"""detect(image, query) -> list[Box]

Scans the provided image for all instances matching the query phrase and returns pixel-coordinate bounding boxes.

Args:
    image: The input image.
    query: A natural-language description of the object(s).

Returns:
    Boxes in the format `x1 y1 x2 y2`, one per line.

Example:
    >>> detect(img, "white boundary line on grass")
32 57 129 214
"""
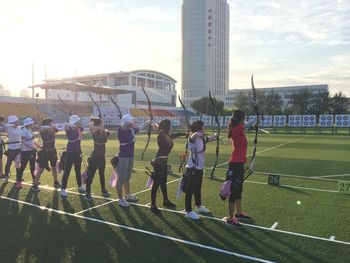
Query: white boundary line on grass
5 179 350 246
244 180 338 193
73 177 181 215
270 222 278 230
214 135 311 169
0 195 275 263
314 174 350 179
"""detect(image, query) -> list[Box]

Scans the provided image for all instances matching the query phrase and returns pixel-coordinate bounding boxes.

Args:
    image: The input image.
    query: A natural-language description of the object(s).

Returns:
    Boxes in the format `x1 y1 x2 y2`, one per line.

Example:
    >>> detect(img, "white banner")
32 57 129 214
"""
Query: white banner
261 116 273 127
201 116 213 126
224 116 231 126
302 115 316 127
190 116 201 124
319 115 333 127
288 115 302 127
335 115 350 128
273 115 287 127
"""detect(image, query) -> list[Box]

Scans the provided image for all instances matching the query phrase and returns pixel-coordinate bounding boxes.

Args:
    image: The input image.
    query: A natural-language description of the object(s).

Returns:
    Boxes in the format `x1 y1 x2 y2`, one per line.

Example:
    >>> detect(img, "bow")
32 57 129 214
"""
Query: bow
208 91 220 180
178 96 191 173
244 75 259 181
58 94 72 116
109 96 123 120
34 96 42 144
89 93 102 119
140 86 153 161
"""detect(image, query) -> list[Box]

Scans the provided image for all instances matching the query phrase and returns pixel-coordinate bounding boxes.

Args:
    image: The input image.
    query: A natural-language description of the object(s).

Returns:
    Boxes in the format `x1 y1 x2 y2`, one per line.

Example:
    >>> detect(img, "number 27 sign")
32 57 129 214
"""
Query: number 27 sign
338 181 350 194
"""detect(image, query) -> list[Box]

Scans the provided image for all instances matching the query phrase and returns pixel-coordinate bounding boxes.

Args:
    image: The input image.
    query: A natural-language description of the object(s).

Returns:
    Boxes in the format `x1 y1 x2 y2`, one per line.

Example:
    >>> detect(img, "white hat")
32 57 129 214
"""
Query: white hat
7 115 19 124
69 115 81 126
121 114 134 128
23 118 35 127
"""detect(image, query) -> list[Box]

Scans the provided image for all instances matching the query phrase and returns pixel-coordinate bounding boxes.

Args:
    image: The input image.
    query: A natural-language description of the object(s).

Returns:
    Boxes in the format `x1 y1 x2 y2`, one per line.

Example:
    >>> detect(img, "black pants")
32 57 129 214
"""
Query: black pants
185 168 203 212
17 150 36 182
151 159 169 206
5 148 21 177
61 151 82 189
86 153 106 194
228 162 245 203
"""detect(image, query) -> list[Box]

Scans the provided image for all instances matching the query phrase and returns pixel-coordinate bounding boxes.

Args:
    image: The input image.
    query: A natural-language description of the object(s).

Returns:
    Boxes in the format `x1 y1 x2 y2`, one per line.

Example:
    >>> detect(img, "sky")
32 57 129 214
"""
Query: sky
0 0 349 97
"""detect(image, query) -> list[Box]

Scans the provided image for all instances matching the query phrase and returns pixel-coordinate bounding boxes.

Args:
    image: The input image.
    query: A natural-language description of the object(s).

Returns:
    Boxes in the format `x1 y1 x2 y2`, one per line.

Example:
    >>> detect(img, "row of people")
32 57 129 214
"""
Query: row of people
0 109 255 227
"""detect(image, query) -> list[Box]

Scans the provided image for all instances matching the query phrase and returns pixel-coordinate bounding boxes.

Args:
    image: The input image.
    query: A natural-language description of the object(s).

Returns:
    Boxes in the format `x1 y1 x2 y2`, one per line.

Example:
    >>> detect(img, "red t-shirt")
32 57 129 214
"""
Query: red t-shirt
229 124 247 163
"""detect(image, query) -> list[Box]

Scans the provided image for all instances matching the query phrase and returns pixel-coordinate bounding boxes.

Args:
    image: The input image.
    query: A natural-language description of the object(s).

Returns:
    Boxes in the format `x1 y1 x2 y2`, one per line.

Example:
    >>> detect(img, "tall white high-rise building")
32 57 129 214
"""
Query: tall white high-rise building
181 0 230 107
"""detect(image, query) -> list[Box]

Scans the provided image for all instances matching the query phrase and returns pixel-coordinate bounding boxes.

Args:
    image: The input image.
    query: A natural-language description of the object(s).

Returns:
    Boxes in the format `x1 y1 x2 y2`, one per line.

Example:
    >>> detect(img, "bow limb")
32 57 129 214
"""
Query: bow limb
140 86 153 161
178 96 191 173
208 91 220 180
90 94 102 119
244 75 259 181
109 96 123 119
58 94 72 116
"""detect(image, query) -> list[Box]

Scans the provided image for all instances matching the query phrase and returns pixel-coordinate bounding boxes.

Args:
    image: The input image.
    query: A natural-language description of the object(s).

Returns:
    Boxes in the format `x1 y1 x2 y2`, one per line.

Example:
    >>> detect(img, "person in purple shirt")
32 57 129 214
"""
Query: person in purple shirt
60 115 85 197
116 114 153 207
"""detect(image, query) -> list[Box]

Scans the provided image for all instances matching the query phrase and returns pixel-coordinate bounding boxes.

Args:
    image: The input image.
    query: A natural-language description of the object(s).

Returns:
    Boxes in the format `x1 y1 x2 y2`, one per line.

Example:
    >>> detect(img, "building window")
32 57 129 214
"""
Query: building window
208 9 212 13
208 29 212 33
208 22 212 26
208 15 212 19
114 76 129 86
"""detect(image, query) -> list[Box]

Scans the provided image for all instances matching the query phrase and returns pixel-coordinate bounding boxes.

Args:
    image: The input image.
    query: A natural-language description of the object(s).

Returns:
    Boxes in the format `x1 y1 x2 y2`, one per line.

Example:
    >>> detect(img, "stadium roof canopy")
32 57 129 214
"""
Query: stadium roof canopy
29 81 132 96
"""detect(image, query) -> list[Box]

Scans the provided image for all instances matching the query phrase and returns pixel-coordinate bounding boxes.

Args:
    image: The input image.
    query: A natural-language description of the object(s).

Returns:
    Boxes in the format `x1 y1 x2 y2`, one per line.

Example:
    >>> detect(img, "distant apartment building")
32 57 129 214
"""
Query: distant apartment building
223 84 329 109
182 0 230 107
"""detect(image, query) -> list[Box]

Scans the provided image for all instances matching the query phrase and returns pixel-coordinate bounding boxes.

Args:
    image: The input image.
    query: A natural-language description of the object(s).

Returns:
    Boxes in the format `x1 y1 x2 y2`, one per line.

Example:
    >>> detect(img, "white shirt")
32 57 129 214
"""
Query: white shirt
186 132 208 170
5 124 21 150
20 126 35 152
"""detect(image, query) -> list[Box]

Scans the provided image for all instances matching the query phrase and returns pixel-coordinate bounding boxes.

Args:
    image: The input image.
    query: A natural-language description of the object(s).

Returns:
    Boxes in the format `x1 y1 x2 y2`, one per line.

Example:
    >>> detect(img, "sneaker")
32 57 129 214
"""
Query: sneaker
125 194 139 202
163 200 176 209
226 217 242 228
78 185 86 193
60 189 68 197
2 176 9 183
101 189 111 198
53 181 61 189
84 193 93 202
15 182 23 189
150 205 161 214
186 211 200 220
196 205 210 213
32 185 40 192
118 198 129 208
235 212 252 221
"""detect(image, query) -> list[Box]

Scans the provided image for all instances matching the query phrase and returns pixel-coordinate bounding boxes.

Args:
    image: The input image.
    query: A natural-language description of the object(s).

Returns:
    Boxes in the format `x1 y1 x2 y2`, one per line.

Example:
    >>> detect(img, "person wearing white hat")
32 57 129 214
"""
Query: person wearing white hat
3 115 21 183
115 114 155 207
60 115 85 197
16 118 41 190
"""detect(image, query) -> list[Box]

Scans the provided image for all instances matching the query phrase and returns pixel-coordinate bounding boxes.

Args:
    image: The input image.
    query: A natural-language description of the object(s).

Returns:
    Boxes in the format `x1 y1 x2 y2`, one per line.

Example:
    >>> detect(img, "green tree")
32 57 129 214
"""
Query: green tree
263 90 283 115
330 92 348 114
289 89 313 114
311 91 330 115
233 91 251 114
191 96 225 115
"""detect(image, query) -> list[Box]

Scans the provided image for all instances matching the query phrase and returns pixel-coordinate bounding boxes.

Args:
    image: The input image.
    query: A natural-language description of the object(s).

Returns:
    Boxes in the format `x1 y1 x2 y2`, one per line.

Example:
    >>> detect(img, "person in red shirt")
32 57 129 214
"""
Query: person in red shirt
225 110 256 227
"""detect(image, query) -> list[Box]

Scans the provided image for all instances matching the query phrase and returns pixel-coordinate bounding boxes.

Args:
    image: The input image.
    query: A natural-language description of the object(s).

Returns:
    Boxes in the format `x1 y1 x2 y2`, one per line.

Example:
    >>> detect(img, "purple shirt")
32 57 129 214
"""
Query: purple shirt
118 127 139 158
66 127 82 153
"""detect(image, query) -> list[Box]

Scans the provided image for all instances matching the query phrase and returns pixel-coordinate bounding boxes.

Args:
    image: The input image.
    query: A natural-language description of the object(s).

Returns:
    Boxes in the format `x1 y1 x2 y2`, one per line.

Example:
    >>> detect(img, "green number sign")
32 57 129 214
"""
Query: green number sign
268 174 280 186
338 181 350 194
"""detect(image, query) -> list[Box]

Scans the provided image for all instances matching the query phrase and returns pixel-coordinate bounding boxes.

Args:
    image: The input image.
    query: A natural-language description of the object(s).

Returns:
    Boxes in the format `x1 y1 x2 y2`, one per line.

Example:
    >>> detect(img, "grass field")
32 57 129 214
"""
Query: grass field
0 131 350 262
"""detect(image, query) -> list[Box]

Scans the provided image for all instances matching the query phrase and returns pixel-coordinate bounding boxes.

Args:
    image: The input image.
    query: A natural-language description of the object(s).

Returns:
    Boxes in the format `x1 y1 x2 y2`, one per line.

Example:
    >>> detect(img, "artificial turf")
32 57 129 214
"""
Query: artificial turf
0 132 349 262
